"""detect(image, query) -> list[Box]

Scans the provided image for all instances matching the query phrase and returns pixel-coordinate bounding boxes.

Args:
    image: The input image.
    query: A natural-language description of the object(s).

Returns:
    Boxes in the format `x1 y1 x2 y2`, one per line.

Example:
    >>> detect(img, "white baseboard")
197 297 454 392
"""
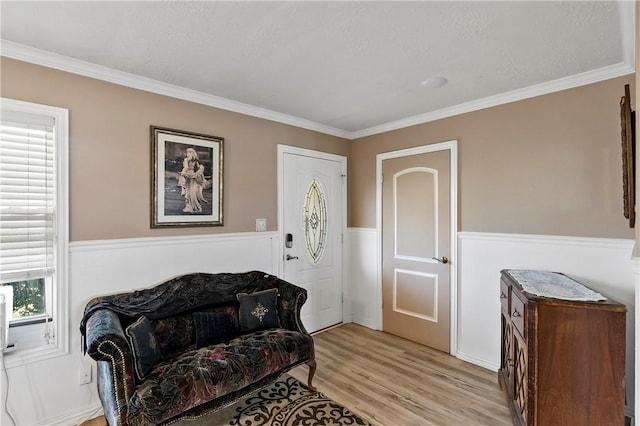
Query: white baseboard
351 317 379 331
47 403 103 426
456 351 499 372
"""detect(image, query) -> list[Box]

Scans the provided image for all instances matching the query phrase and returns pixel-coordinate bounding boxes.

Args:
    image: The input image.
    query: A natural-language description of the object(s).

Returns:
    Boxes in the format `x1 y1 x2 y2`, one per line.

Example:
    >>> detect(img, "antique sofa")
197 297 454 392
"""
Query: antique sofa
80 271 316 426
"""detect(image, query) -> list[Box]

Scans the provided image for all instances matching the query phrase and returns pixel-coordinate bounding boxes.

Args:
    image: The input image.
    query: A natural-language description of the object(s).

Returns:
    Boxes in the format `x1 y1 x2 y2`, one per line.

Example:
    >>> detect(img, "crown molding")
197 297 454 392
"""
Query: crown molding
618 0 636 69
2 33 635 141
0 40 351 139
351 61 635 139
352 1 636 140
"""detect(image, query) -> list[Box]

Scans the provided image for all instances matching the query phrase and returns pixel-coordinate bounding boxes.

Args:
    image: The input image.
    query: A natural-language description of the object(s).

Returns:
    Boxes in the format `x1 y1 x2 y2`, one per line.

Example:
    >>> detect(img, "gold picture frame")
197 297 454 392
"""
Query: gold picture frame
151 126 224 228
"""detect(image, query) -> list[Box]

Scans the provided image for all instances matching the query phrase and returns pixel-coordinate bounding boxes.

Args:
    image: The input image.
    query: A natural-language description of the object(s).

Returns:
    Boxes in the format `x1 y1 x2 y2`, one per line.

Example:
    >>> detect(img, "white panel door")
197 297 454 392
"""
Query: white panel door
281 149 344 333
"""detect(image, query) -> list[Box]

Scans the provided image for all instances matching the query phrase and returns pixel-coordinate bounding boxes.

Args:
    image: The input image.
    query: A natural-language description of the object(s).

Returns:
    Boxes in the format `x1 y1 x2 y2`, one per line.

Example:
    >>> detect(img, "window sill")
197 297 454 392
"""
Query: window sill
1 337 68 370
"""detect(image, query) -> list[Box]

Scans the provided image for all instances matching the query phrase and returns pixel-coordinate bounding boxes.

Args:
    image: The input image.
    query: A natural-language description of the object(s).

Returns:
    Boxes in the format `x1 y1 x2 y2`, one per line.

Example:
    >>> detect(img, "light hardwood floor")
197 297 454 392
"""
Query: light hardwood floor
81 323 512 426
288 323 512 426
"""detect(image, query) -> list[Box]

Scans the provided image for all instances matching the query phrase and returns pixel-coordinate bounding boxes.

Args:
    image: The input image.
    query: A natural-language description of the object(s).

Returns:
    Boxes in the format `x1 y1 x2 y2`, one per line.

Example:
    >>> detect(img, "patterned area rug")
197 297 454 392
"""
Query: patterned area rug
173 375 371 426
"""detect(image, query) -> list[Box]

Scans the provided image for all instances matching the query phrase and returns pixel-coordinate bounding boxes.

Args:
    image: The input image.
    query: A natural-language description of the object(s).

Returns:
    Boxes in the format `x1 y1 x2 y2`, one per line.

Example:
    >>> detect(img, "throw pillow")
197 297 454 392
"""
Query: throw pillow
237 288 281 332
125 315 161 381
193 312 234 348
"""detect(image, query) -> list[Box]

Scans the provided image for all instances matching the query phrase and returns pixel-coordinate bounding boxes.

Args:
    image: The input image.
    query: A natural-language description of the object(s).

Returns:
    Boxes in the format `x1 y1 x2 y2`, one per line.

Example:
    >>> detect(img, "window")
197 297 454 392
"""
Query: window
0 98 69 366
303 179 327 264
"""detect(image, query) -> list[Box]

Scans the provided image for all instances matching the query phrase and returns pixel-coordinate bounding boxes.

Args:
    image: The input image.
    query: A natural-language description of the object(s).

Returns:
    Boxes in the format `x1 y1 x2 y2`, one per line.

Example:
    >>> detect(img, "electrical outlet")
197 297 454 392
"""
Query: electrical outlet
79 364 92 385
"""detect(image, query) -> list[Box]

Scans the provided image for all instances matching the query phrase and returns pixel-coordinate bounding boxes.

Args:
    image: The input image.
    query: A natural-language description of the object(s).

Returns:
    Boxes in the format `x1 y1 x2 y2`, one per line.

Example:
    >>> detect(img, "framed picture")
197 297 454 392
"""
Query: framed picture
620 84 635 228
151 126 224 228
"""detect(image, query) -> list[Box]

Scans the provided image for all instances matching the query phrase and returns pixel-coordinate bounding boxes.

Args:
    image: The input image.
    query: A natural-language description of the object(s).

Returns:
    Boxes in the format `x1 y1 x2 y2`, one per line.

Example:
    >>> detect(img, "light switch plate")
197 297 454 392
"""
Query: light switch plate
255 218 267 232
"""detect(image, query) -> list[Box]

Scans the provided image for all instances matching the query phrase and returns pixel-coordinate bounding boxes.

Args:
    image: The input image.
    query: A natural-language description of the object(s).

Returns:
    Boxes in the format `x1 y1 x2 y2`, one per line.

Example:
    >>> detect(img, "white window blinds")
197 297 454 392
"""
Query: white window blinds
0 111 56 283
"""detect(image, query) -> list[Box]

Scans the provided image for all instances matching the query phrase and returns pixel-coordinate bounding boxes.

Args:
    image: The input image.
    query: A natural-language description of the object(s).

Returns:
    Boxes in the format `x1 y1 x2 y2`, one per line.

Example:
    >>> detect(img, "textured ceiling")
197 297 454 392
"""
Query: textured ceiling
0 1 634 137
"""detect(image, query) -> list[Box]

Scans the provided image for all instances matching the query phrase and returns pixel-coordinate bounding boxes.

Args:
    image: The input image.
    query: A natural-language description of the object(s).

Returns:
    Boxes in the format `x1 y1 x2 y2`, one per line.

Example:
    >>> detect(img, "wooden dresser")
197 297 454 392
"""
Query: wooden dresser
498 269 626 426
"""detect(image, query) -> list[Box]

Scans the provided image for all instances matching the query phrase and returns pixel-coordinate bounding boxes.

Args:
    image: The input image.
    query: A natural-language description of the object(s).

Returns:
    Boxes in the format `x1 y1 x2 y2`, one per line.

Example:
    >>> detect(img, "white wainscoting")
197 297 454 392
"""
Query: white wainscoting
347 228 379 330
347 228 636 416
3 232 280 426
70 232 281 297
633 255 640 423
457 231 636 415
6 229 635 424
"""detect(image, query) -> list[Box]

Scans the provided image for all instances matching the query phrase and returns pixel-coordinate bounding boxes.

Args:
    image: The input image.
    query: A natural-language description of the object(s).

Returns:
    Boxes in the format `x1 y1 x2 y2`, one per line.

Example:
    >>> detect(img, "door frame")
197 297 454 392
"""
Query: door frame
277 144 348 318
376 140 458 355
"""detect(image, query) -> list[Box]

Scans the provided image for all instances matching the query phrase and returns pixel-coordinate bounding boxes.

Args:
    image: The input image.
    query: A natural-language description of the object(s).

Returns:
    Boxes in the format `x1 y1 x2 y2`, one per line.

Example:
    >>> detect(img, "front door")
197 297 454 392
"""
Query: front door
381 148 452 352
281 147 344 333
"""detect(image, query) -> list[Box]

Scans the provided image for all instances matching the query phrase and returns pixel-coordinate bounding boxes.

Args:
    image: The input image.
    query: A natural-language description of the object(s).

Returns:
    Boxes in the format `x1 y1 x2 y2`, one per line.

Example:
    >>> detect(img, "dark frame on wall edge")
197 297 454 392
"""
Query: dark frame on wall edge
621 84 636 228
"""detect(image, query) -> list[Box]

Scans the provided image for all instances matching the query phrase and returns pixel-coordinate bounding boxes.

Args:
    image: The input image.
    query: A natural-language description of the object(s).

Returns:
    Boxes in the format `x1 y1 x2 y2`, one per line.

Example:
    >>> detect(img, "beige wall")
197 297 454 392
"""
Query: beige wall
0 57 349 241
1 57 635 241
350 75 636 239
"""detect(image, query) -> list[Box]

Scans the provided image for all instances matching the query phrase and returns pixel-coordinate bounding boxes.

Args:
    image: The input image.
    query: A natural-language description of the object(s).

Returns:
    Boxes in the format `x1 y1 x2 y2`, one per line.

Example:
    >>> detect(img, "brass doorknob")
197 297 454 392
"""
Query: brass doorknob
432 256 449 264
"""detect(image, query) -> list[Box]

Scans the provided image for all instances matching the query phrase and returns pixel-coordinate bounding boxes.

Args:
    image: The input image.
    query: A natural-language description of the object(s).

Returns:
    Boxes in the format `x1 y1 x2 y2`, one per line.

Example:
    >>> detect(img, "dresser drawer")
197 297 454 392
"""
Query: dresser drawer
511 292 526 336
500 279 510 313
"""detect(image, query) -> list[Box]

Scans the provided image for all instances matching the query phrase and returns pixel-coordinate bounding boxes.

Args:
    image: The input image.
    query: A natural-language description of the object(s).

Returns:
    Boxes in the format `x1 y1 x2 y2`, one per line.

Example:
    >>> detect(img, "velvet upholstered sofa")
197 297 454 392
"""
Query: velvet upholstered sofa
80 271 316 426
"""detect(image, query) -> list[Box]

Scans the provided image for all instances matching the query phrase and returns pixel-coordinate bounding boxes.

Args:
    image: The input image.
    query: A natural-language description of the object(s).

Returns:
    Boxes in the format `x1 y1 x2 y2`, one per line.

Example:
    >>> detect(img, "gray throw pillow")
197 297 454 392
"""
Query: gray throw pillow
237 288 281 332
125 315 161 381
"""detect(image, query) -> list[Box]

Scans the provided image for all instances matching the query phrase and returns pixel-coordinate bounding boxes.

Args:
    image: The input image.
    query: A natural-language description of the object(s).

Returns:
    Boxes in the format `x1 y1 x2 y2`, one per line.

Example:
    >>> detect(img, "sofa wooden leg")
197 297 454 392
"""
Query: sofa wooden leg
307 359 317 392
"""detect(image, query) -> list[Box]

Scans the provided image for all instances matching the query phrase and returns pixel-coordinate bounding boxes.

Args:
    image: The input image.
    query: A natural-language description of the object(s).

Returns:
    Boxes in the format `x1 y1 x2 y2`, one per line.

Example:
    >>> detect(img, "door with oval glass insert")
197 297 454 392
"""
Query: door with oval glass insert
382 150 451 352
281 149 344 333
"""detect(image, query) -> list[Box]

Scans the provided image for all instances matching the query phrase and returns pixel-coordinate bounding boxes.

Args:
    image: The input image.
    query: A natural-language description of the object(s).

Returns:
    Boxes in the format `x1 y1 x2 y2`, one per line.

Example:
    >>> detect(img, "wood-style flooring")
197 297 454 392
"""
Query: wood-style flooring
81 323 512 426
288 323 512 426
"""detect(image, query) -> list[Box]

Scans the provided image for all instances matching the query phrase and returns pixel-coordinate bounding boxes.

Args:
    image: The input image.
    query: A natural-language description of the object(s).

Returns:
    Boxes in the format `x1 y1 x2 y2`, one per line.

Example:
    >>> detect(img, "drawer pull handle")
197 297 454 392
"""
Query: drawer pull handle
512 309 521 318
500 292 507 299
